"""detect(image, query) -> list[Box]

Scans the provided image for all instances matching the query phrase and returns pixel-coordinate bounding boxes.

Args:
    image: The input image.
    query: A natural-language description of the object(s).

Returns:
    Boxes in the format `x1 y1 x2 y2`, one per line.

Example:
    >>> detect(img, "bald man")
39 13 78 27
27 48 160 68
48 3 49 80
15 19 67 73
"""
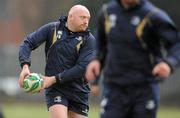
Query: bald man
18 5 95 118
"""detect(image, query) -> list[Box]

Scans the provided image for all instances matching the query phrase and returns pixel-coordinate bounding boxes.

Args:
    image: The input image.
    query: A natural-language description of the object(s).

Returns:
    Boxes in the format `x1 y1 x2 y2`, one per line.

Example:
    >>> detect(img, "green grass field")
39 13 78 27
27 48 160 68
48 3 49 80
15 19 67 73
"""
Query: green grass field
2 103 180 118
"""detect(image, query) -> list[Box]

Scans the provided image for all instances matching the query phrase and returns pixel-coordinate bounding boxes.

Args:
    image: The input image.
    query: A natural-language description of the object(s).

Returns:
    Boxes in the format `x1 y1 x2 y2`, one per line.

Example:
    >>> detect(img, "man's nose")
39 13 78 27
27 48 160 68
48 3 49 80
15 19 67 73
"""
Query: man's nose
84 18 89 24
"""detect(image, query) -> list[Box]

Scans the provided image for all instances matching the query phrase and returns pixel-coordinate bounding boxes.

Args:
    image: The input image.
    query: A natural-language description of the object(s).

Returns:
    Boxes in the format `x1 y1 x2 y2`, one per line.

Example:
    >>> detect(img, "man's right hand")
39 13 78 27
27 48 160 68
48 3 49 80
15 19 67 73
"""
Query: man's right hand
85 59 101 82
19 64 30 88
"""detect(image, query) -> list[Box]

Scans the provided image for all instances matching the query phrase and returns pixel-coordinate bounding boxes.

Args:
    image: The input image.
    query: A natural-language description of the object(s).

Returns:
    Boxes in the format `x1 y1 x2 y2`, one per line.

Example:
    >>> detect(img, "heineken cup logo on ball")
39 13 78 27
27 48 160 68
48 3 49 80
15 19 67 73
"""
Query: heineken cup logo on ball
23 73 43 93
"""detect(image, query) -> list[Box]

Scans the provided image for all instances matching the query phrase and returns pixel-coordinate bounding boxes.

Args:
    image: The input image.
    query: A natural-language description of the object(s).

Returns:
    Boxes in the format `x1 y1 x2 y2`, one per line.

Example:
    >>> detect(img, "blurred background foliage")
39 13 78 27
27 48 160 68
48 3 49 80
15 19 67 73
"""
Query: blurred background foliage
0 0 180 118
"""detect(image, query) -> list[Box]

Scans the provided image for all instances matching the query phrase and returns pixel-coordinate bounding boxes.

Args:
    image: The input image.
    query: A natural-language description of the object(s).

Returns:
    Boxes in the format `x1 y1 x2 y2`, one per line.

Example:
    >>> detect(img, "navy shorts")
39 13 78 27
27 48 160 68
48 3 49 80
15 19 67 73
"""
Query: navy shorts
100 83 160 118
45 90 89 116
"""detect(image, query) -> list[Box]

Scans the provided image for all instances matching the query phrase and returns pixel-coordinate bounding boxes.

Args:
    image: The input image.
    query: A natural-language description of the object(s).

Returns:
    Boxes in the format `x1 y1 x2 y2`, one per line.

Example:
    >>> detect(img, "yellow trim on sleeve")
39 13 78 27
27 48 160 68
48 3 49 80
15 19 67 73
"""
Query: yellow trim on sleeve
52 27 57 44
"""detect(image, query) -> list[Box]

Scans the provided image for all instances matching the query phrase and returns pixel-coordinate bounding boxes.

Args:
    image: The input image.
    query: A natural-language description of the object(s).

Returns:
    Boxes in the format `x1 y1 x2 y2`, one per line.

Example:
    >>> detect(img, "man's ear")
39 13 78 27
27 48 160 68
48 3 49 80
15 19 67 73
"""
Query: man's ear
69 14 73 19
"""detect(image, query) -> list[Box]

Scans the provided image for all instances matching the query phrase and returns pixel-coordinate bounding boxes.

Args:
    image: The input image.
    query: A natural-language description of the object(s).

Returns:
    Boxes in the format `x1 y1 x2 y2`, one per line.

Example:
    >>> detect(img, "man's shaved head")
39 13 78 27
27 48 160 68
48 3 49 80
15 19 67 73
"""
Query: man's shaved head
68 5 90 17
67 5 90 32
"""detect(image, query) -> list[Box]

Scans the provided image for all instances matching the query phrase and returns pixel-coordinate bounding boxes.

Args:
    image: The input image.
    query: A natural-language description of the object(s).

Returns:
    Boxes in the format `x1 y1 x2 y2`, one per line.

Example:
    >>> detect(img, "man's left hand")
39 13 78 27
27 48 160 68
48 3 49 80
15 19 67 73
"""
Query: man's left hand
41 76 56 90
152 62 171 78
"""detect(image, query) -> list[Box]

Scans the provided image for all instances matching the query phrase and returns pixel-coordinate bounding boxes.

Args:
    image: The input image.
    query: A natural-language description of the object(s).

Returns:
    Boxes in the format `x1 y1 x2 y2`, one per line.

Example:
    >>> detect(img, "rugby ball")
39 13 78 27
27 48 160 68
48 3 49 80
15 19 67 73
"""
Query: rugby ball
23 73 43 93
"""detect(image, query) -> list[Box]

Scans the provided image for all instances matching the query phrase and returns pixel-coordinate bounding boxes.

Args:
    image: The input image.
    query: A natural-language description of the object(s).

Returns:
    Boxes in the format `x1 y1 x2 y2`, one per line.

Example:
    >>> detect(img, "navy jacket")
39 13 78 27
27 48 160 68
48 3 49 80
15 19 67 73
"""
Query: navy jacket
19 16 95 93
96 0 180 86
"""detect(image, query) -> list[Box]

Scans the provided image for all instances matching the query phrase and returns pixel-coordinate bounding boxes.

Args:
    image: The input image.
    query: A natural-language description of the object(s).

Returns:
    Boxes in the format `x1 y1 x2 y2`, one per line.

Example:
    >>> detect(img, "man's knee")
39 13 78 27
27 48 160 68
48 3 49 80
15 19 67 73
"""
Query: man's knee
49 104 68 118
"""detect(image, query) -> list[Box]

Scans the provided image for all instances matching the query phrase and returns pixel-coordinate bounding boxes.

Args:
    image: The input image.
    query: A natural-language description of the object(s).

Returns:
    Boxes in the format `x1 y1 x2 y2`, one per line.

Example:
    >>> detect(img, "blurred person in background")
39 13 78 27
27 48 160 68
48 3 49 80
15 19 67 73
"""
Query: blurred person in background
18 5 95 118
0 108 4 118
86 0 180 118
